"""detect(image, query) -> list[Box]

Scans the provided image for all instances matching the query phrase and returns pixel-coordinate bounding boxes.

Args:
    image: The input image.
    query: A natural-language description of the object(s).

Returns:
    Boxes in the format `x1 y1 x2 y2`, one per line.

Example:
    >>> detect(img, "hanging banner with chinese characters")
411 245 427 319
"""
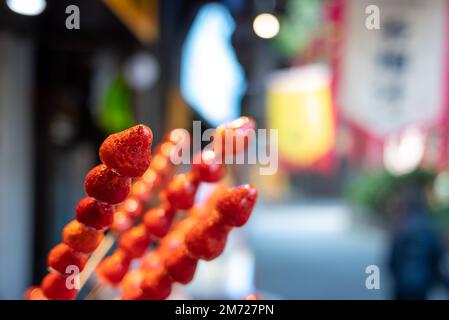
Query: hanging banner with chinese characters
267 65 336 173
337 0 449 138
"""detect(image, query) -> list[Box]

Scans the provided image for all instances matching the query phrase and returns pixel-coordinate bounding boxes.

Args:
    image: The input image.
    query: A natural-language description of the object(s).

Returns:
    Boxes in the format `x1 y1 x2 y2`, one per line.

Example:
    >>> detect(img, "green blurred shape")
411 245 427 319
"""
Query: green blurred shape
99 75 134 134
345 169 436 217
274 0 322 58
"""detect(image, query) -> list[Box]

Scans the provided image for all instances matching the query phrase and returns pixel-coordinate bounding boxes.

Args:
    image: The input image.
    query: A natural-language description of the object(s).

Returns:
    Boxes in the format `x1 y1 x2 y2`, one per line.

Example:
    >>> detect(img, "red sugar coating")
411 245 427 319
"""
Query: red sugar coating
213 116 256 156
119 225 152 259
120 270 146 300
96 249 131 285
111 210 133 233
76 197 114 230
99 124 153 178
164 242 198 284
143 204 176 238
122 196 144 220
166 173 199 210
192 150 226 183
48 243 88 274
140 249 164 272
41 272 78 300
62 220 104 254
140 266 173 300
85 164 131 205
185 213 231 261
24 286 48 300
216 184 258 227
245 293 262 300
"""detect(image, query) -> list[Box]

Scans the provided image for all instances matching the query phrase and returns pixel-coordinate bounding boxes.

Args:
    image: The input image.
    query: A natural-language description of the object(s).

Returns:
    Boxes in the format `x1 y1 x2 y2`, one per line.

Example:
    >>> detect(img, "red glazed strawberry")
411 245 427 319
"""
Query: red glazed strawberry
120 270 146 300
96 249 131 285
166 173 199 210
185 214 231 261
245 293 262 300
119 225 152 258
75 197 114 230
62 220 104 254
48 243 88 274
131 180 152 202
140 250 164 271
24 286 48 300
192 150 226 183
143 204 176 238
216 184 258 227
164 242 198 284
140 267 173 300
213 116 256 156
150 154 172 177
122 197 144 219
41 272 78 300
158 141 176 159
142 168 161 189
85 164 131 205
111 210 133 233
99 124 153 178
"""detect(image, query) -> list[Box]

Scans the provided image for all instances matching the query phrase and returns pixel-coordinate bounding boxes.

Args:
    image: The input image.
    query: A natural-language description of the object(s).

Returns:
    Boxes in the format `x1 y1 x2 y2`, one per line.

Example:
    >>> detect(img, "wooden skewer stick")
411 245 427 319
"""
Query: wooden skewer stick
79 233 116 290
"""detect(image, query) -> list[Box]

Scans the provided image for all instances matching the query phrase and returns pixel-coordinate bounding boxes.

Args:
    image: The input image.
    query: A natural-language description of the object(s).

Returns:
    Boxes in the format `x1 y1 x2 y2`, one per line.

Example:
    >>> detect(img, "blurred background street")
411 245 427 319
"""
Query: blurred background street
2 0 449 300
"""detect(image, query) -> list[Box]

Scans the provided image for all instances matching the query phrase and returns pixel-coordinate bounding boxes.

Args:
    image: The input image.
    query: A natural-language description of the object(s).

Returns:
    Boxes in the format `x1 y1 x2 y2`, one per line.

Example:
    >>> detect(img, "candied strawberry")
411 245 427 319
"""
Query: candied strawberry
111 210 133 233
48 243 88 274
166 173 199 210
120 270 146 300
142 168 161 189
245 293 262 300
41 272 78 300
85 164 131 205
213 116 256 156
99 124 153 178
164 242 198 284
131 180 152 202
96 249 131 285
119 225 152 258
122 197 143 219
140 250 164 271
143 204 176 238
185 215 231 261
75 197 114 230
140 267 173 300
216 184 258 227
24 286 47 300
62 220 104 254
192 150 226 183
150 154 172 177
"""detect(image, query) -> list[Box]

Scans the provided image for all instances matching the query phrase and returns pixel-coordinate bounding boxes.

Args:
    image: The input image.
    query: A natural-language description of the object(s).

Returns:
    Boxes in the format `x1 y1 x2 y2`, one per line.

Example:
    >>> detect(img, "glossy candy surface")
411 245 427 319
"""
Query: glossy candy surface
41 272 78 300
76 197 114 230
119 225 152 258
99 124 153 177
48 243 88 274
85 164 131 205
166 173 199 210
216 184 258 227
62 220 104 254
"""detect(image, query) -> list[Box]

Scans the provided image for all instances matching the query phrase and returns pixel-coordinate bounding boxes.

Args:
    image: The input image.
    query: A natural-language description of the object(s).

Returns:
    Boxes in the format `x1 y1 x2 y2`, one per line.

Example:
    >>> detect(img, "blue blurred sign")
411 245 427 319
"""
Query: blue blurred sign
180 3 246 127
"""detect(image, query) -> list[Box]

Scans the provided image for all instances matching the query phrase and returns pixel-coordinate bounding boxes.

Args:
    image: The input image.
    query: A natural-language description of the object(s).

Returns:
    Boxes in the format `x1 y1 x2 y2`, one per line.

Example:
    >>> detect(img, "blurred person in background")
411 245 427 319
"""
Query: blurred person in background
388 184 449 300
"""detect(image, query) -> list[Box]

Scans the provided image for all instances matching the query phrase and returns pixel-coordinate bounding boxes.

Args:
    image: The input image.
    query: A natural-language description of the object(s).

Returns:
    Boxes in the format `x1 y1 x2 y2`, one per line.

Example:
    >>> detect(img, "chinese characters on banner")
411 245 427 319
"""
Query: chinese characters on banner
336 0 449 168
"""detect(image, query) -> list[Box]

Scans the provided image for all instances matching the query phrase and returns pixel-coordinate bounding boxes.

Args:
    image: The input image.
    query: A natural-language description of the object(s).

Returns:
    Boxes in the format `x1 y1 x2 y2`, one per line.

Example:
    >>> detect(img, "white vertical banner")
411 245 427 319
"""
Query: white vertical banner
338 0 449 137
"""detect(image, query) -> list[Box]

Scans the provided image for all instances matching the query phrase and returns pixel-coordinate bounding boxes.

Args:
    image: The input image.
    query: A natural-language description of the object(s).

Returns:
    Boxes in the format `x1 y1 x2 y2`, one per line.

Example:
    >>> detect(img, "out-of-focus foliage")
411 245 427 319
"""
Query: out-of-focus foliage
99 75 134 134
345 169 436 216
274 0 323 58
